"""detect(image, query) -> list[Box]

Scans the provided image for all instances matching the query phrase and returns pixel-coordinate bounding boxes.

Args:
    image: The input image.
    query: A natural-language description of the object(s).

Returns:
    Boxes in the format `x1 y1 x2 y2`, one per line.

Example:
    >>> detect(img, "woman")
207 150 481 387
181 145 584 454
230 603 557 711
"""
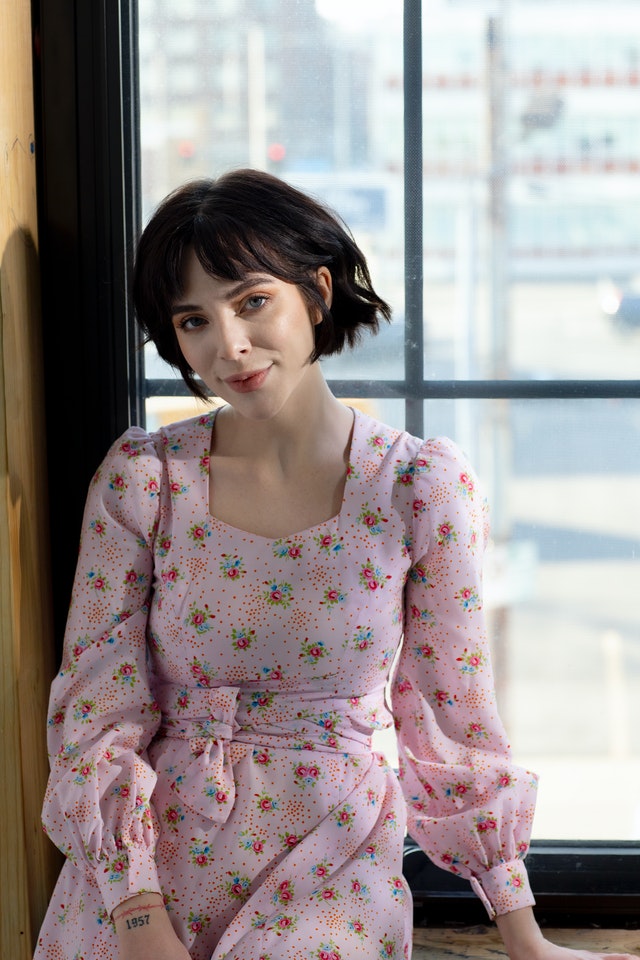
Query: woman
34 169 638 960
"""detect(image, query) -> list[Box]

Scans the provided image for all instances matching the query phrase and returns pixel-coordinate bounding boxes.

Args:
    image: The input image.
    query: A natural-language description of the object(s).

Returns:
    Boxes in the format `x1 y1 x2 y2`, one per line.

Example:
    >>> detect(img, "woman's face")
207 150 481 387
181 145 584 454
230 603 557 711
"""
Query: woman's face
171 249 332 421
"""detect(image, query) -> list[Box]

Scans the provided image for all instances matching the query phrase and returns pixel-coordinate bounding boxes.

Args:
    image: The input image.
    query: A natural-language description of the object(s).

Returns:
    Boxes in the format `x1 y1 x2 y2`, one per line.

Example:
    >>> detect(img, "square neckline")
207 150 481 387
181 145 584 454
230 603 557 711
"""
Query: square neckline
202 404 359 542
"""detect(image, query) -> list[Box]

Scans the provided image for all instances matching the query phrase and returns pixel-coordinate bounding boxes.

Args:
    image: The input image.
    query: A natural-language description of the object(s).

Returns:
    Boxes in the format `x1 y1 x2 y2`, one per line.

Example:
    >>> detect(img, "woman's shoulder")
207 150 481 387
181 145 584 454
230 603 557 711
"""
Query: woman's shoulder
101 410 216 468
354 406 471 472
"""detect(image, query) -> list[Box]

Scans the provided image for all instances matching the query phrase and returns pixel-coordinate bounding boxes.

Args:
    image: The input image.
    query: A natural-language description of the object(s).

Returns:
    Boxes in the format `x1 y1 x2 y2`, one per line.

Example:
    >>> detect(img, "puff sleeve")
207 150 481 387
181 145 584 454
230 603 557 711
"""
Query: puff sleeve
41 427 164 915
392 437 539 917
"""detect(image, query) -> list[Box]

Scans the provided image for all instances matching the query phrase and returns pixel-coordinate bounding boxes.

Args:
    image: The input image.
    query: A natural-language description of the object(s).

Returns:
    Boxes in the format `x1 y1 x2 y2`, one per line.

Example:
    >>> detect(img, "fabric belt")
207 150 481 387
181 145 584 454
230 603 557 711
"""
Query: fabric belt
151 681 392 821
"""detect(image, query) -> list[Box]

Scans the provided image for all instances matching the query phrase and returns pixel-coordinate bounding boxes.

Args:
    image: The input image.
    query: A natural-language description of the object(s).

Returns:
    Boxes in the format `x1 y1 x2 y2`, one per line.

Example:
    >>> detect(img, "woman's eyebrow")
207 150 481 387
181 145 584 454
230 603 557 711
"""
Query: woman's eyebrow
171 302 202 317
171 276 276 316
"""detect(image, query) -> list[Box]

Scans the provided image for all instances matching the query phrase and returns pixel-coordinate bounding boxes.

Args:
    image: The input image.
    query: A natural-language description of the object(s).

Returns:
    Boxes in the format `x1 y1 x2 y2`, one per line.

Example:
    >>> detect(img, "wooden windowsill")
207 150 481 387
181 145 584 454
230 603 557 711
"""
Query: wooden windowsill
412 926 640 958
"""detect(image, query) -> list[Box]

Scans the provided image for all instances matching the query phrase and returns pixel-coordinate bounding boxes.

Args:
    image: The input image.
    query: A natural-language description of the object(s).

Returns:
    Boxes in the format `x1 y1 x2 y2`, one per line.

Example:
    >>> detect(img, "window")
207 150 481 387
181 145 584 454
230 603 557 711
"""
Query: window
35 0 640 923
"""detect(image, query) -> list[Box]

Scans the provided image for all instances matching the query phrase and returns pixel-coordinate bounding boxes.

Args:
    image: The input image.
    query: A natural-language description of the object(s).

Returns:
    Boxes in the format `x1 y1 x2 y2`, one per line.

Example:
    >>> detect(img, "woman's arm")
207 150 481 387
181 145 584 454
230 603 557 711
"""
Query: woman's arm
41 427 165 912
394 437 537 913
112 893 192 960
496 906 640 960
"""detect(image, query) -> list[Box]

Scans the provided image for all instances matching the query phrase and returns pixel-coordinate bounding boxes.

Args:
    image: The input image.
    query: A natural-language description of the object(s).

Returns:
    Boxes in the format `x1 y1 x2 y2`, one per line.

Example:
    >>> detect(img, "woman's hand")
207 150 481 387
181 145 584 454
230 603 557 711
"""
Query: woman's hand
521 943 639 960
496 907 640 960
113 892 192 960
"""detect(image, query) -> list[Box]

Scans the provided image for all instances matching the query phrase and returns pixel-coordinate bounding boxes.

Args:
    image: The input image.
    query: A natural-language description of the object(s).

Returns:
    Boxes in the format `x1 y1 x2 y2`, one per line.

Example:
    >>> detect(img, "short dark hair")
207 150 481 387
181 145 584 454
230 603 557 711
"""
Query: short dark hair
132 168 392 399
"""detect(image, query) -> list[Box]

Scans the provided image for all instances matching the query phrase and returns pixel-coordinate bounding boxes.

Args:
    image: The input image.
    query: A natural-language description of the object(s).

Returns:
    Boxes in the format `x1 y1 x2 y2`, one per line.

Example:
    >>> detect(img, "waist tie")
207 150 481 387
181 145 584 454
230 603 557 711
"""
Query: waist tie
152 681 393 821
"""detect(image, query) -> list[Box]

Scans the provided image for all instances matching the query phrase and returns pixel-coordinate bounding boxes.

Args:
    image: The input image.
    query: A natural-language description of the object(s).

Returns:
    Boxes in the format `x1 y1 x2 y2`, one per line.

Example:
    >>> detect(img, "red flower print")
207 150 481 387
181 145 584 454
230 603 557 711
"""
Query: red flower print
278 881 293 901
476 816 497 832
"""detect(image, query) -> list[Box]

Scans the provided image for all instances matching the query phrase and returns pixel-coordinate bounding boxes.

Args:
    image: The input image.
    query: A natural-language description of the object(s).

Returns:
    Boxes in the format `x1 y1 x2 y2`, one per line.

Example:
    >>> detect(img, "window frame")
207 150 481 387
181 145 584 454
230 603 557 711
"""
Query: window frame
34 0 640 924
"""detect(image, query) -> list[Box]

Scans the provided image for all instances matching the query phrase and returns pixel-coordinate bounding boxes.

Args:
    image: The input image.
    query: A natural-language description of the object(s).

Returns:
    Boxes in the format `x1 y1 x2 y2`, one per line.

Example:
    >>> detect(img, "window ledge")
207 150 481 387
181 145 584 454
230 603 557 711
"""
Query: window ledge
412 925 640 959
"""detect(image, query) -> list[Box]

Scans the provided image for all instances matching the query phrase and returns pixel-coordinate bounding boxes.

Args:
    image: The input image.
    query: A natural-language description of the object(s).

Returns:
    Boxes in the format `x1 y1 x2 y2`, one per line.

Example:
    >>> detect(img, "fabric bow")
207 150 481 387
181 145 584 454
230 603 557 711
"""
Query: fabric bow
169 685 239 822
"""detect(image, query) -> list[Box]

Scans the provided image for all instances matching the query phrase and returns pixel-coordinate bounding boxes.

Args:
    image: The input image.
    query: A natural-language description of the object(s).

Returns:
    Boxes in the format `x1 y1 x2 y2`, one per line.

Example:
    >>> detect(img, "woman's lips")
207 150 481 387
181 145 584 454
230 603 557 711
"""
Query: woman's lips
224 366 271 393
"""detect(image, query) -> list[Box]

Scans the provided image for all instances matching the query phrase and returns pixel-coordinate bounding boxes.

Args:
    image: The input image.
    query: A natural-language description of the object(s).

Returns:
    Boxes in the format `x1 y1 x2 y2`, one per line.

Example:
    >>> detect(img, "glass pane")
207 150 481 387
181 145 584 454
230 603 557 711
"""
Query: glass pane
422 1 640 380
423 396 640 841
137 0 640 847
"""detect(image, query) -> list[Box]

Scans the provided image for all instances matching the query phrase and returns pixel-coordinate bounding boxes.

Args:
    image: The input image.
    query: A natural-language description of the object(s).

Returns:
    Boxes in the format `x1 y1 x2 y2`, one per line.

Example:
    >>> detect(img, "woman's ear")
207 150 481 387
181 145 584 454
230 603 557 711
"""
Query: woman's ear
315 265 333 311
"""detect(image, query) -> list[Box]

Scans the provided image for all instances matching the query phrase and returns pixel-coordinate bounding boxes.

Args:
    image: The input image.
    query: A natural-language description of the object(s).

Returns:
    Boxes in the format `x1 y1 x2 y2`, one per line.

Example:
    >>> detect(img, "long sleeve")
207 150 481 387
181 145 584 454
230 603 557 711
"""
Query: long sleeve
392 437 539 917
42 427 164 915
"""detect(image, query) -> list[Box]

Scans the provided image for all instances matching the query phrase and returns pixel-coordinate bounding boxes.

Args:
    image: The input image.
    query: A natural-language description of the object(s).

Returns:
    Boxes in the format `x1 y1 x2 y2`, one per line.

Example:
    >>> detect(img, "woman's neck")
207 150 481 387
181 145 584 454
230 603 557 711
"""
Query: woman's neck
212 366 352 470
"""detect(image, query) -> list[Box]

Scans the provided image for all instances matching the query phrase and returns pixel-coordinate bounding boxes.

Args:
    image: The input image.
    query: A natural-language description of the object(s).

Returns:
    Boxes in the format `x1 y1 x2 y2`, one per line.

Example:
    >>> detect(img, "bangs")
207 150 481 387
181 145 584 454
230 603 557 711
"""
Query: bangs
190 215 311 286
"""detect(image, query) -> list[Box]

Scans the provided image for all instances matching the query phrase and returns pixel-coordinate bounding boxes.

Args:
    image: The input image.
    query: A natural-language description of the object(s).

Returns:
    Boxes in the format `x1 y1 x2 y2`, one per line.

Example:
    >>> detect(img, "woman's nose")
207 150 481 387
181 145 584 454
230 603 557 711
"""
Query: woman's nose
216 316 251 360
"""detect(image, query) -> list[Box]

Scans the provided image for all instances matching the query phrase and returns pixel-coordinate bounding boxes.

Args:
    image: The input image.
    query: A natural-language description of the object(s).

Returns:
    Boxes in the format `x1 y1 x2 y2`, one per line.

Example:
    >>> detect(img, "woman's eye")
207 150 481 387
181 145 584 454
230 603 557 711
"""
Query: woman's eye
177 315 206 331
245 294 268 311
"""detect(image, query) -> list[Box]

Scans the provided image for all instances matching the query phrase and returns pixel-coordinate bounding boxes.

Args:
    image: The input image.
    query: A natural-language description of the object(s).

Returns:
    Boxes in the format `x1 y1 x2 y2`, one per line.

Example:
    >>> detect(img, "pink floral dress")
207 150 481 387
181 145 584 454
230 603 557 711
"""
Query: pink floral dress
34 406 538 960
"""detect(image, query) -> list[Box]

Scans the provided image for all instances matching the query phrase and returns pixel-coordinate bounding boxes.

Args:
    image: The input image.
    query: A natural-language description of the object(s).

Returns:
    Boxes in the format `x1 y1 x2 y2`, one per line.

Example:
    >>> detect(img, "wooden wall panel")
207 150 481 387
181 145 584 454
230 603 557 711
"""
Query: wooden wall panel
0 0 62 956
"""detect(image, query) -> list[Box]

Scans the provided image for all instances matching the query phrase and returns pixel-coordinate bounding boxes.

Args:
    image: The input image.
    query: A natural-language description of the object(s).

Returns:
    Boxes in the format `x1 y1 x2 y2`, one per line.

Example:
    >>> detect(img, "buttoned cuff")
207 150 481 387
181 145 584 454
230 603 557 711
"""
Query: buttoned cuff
470 859 535 918
96 846 163 916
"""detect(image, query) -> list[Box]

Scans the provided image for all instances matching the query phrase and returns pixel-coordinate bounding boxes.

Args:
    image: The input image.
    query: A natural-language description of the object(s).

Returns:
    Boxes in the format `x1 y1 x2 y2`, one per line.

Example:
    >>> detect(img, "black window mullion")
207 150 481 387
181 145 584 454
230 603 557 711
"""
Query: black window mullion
35 0 140 649
403 0 424 438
